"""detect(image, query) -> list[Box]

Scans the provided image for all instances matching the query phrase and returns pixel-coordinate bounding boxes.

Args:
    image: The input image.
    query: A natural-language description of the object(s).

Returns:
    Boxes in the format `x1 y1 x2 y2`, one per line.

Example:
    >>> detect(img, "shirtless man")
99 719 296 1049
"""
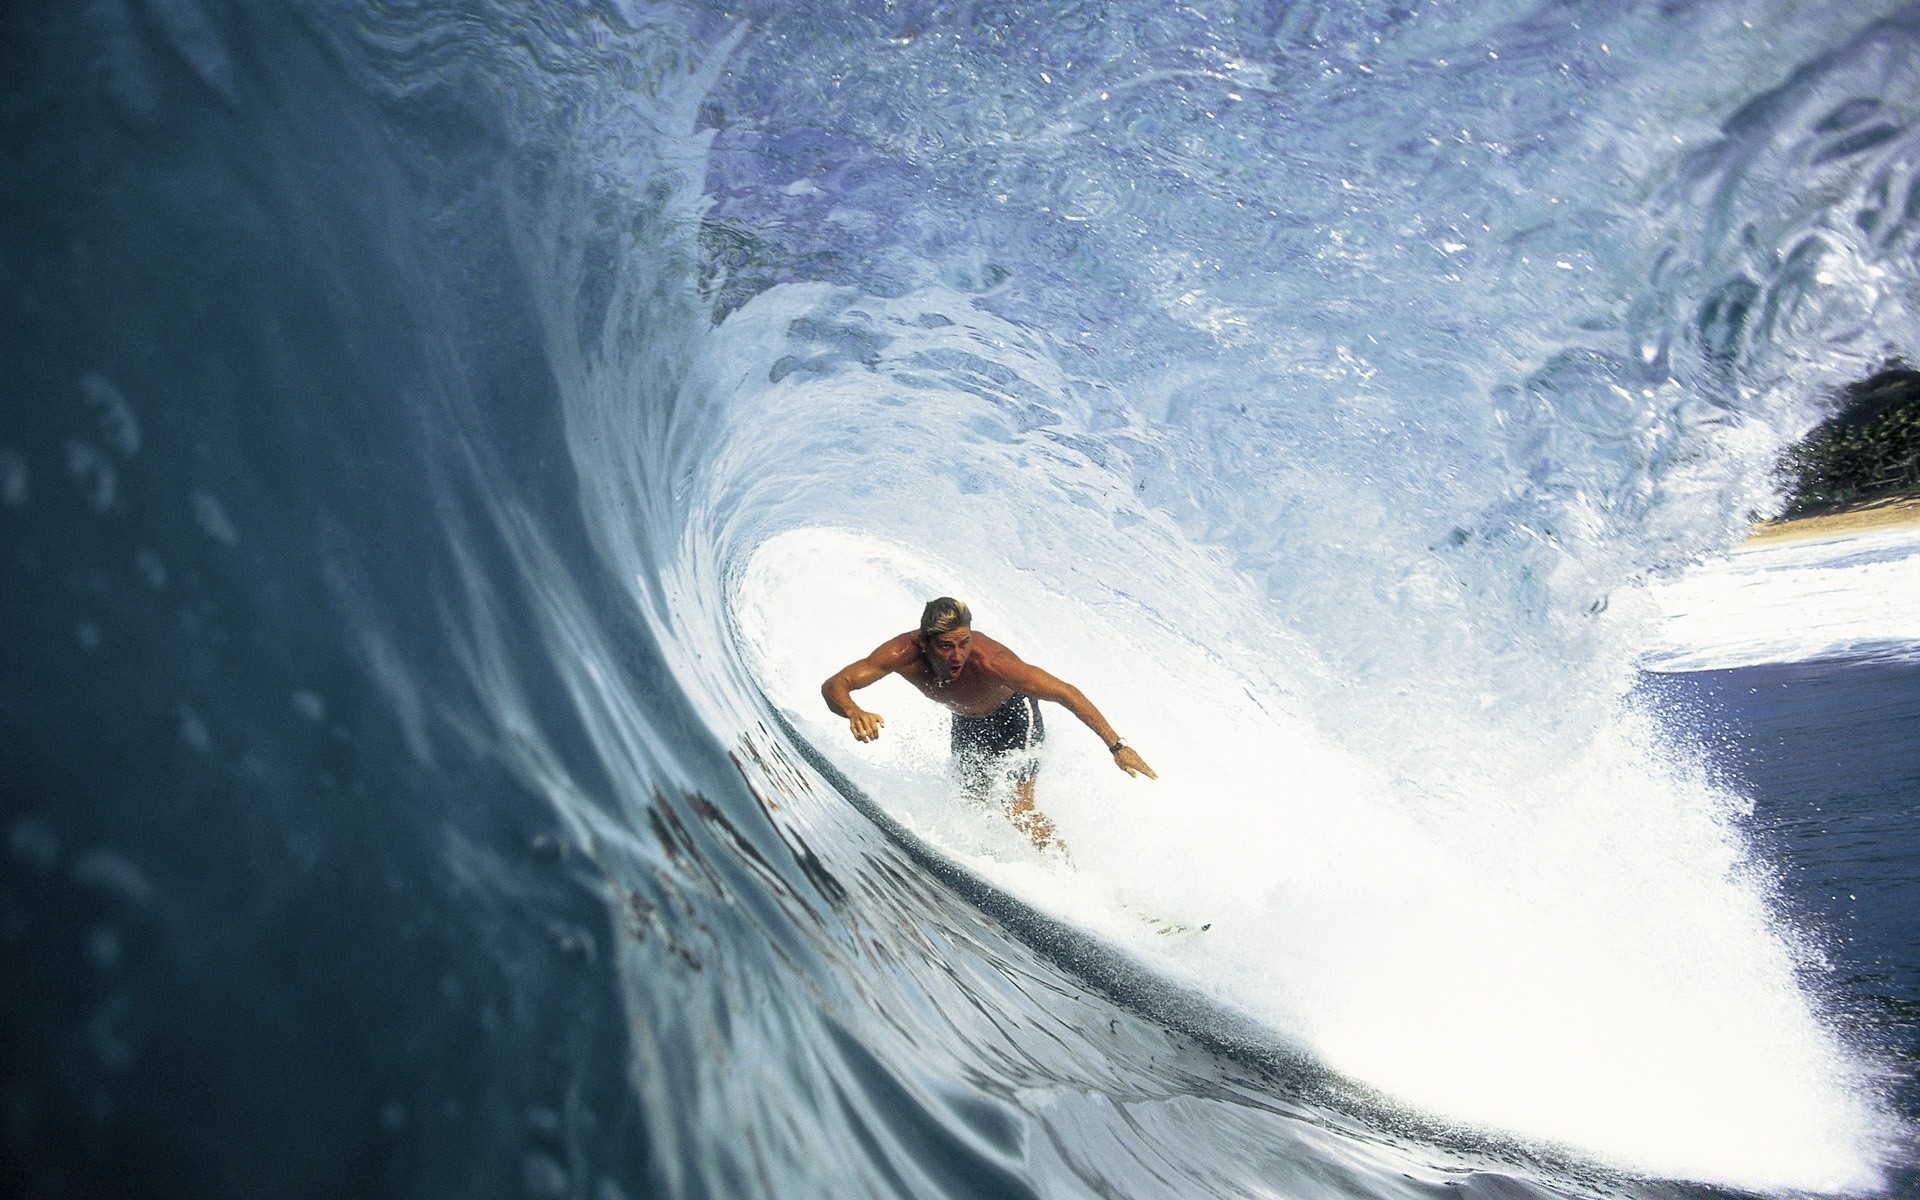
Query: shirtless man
821 597 1156 849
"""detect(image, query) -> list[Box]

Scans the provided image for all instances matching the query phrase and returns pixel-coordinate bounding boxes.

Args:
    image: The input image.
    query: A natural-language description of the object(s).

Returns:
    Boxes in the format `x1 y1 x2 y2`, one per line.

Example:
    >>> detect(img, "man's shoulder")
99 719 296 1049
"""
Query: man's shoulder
968 633 1025 672
870 631 923 667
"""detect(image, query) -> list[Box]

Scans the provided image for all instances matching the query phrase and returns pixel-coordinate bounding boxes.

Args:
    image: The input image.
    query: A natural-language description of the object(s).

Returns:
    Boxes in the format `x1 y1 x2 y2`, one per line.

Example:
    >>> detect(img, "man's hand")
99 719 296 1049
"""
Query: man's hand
847 709 885 743
1114 746 1156 779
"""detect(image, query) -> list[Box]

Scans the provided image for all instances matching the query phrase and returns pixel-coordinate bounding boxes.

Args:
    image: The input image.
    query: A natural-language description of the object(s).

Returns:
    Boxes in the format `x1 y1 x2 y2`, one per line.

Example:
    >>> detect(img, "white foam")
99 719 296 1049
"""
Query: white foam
1643 526 1920 672
734 526 1893 1194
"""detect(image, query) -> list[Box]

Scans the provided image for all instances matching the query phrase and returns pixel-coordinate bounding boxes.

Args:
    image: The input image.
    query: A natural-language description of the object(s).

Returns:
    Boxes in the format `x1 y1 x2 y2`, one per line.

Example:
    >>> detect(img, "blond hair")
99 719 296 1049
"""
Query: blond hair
919 597 972 637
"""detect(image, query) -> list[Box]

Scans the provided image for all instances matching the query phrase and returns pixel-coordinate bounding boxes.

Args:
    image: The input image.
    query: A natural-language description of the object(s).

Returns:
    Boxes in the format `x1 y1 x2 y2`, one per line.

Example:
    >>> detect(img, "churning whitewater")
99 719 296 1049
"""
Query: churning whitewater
8 0 1920 1197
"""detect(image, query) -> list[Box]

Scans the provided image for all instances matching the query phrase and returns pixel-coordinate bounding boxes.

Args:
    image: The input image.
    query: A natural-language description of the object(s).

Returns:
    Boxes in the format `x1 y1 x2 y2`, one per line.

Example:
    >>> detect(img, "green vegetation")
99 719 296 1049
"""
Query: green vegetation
1779 366 1920 515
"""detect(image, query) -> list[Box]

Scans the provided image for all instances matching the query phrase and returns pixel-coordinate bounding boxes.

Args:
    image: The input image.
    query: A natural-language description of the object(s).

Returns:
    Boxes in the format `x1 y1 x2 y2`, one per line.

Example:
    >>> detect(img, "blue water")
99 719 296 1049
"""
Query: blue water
1641 658 1920 1125
5 0 1920 1196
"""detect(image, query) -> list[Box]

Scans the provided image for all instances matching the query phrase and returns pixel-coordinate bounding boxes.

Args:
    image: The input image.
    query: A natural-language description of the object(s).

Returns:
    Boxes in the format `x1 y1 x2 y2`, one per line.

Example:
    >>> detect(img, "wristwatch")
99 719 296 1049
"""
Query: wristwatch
1108 738 1127 754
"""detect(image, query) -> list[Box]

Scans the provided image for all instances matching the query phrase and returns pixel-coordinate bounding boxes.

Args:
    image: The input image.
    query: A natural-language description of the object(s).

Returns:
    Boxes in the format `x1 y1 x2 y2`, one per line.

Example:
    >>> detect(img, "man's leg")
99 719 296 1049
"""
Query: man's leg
958 769 992 811
956 698 1057 849
1004 696 1054 850
1006 777 1057 850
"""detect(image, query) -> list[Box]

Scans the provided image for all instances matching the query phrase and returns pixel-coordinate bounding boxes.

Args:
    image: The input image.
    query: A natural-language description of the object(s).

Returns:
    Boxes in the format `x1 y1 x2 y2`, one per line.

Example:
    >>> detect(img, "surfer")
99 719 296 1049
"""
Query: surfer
822 597 1156 849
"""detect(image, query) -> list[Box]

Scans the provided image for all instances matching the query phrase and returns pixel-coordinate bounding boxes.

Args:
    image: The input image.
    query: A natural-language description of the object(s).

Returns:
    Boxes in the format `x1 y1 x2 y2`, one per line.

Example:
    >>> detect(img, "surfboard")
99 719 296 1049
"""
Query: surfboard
1140 914 1211 940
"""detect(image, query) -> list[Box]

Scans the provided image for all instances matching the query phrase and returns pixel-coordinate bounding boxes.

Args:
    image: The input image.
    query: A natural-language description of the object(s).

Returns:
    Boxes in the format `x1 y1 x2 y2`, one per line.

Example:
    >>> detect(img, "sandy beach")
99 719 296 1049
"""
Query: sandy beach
1744 494 1920 547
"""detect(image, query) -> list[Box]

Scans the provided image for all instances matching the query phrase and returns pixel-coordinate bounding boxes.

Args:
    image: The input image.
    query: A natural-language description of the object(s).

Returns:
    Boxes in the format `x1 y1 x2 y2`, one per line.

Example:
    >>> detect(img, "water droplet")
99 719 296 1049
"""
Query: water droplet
191 490 240 546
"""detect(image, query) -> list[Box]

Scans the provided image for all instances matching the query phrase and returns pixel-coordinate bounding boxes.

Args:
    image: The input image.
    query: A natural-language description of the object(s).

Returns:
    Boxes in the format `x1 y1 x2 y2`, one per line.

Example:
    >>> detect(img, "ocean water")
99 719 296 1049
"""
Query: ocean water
5 1 1920 1197
1639 530 1920 1132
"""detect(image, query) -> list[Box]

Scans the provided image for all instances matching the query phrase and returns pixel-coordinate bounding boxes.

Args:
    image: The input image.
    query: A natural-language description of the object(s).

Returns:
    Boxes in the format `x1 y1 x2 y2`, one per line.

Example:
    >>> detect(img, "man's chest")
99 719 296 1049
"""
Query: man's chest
905 665 1012 714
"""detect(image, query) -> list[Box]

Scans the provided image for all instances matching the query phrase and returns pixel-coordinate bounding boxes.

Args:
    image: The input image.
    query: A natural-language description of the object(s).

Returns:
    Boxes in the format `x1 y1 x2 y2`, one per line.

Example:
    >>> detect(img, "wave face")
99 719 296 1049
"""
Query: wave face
7 0 1920 1196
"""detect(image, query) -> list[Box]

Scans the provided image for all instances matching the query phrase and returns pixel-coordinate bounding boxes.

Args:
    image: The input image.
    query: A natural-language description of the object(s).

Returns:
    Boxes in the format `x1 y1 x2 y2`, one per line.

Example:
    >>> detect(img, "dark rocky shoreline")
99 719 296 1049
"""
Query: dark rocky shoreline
1779 366 1920 516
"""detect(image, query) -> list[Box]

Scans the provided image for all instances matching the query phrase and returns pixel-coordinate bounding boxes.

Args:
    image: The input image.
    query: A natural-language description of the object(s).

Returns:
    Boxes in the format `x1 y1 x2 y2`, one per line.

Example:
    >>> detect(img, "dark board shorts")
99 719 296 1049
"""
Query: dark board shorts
950 692 1045 792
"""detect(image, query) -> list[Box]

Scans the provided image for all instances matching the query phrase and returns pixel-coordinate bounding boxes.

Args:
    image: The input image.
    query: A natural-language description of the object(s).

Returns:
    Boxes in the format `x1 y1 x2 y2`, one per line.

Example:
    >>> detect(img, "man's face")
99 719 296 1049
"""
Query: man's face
925 627 973 681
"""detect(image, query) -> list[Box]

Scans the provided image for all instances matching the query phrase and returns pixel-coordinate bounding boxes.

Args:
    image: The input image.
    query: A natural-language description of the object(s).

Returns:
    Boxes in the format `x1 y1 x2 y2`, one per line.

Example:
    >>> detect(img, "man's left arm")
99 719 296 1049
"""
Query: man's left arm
994 655 1157 780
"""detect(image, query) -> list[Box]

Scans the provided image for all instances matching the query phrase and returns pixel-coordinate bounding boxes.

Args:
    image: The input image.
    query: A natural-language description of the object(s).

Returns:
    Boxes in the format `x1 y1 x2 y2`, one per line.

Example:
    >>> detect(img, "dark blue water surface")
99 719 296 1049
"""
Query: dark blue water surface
1642 660 1920 1122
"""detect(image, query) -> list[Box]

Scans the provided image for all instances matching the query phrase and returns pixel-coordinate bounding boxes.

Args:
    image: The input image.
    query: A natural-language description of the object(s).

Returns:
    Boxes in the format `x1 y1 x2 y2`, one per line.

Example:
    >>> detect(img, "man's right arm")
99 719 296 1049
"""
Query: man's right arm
822 637 911 743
